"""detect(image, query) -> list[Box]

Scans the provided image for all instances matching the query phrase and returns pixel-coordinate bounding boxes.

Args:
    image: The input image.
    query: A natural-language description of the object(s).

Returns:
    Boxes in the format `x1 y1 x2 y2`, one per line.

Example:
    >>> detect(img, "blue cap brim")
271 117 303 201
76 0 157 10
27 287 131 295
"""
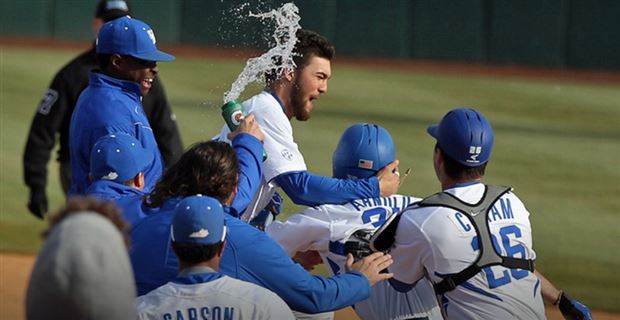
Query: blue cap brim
427 124 439 139
132 50 175 62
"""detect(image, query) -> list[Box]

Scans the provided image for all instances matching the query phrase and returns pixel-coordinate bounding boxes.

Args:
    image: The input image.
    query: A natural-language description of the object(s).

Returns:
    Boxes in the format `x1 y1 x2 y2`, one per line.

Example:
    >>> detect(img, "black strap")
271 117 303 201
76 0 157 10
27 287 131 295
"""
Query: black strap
417 185 535 295
369 210 403 252
433 264 483 294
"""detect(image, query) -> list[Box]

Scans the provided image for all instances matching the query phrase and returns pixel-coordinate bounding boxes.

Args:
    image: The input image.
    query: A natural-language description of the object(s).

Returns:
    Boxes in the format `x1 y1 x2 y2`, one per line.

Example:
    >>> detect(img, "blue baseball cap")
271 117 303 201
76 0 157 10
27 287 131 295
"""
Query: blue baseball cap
90 133 153 183
171 195 227 245
96 16 175 62
427 107 494 166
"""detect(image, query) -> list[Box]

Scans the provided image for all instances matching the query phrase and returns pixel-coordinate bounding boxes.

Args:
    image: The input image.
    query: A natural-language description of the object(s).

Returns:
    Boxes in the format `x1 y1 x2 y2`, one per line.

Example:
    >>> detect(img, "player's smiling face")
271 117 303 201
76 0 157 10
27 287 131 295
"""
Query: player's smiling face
290 55 331 121
112 55 158 96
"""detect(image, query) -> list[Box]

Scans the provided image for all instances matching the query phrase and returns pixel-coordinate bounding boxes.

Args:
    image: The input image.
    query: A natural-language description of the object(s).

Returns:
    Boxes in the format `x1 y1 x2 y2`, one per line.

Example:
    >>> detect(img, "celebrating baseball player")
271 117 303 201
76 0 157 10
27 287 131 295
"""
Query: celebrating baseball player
69 16 175 195
85 133 152 225
267 123 443 320
385 108 591 319
23 0 183 219
216 29 400 224
130 138 393 314
135 195 295 320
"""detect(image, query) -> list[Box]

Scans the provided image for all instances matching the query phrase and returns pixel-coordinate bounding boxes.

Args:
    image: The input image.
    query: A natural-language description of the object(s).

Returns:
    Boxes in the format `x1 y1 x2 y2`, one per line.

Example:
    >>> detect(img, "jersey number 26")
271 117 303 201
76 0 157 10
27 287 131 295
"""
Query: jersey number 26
470 225 529 289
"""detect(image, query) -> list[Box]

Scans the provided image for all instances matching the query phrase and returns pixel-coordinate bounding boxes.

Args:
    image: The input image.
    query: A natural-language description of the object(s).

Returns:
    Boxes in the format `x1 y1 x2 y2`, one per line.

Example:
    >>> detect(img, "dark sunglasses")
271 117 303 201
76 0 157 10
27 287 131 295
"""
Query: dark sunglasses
120 55 157 68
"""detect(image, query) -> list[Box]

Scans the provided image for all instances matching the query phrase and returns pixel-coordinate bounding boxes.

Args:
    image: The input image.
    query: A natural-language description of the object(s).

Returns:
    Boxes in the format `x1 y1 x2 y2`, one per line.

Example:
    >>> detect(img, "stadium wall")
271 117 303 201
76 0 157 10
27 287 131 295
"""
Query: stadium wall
1 0 618 70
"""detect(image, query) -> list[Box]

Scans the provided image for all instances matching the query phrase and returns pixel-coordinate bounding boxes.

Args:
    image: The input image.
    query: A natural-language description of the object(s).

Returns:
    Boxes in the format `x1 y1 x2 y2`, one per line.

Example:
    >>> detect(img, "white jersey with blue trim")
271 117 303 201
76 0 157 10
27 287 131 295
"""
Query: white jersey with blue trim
267 194 443 320
389 183 545 320
135 273 294 320
217 91 307 221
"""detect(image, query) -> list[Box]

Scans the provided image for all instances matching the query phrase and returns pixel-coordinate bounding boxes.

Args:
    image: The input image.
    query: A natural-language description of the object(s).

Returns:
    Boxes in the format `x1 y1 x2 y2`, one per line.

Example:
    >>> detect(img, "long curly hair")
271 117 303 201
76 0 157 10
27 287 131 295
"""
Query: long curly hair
147 141 239 208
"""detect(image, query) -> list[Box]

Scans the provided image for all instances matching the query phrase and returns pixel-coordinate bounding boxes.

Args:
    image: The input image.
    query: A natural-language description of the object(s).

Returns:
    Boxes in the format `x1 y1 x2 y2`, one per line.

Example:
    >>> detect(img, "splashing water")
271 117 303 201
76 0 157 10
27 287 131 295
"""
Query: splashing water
223 3 301 103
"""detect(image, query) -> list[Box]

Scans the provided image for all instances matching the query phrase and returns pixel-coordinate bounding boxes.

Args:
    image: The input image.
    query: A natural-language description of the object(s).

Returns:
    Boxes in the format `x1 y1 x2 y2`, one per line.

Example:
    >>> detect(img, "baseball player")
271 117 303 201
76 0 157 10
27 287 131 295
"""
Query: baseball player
85 133 153 225
267 123 443 320
69 16 175 195
386 108 591 319
23 0 182 219
216 29 400 224
130 138 393 314
135 195 295 320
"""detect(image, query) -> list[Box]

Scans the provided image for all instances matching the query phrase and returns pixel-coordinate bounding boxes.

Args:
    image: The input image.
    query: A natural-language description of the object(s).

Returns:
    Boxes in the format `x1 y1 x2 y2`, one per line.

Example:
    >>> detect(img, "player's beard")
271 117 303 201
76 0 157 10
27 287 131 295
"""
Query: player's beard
290 80 311 121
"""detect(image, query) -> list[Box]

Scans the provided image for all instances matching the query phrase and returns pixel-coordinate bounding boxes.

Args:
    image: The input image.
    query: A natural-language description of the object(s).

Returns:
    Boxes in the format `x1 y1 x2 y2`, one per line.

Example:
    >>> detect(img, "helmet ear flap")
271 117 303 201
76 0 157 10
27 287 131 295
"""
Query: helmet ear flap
332 123 395 179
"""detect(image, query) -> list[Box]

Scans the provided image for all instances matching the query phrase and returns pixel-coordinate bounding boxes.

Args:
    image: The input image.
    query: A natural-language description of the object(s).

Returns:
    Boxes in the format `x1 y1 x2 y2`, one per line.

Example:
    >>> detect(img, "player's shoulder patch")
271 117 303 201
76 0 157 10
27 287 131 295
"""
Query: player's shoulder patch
38 88 59 115
280 148 294 161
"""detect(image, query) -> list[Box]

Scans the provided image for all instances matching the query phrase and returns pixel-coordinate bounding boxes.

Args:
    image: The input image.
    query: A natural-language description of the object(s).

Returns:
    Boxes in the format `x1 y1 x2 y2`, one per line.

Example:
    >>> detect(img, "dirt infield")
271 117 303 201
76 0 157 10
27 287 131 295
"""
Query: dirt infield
1 253 617 320
0 253 33 320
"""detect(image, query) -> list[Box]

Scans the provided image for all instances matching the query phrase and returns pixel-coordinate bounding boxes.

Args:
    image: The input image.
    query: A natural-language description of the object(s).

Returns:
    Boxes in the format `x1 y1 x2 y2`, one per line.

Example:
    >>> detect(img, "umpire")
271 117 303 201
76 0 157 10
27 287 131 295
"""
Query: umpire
23 0 183 219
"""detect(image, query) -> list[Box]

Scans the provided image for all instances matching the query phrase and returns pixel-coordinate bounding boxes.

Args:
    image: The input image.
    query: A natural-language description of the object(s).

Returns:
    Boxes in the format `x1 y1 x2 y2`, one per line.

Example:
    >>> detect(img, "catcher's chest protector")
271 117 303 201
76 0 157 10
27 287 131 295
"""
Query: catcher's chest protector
417 185 535 295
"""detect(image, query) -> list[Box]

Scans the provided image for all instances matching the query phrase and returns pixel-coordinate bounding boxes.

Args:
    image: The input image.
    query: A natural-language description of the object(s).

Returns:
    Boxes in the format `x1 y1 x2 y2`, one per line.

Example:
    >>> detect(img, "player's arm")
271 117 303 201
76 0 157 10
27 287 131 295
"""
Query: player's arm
387 211 429 292
229 116 265 216
535 270 592 320
243 231 381 314
266 208 331 255
275 171 375 206
141 77 183 167
274 161 399 207
23 73 71 218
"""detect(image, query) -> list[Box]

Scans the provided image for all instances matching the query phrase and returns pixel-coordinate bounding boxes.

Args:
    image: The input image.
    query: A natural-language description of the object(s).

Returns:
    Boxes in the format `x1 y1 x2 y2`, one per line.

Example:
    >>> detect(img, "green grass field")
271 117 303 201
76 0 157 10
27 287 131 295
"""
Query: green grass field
1 45 619 311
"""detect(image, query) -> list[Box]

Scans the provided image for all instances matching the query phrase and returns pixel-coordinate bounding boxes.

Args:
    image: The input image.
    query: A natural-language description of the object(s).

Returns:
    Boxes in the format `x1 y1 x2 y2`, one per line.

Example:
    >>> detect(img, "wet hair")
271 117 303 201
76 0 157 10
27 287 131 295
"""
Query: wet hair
171 242 223 264
44 197 130 248
147 141 239 208
292 29 335 68
436 144 487 181
266 29 335 84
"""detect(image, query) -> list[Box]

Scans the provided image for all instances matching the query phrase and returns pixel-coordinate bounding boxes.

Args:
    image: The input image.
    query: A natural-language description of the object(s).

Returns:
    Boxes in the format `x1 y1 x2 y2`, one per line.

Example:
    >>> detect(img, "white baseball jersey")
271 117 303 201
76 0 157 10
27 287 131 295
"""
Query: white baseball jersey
135 270 294 320
217 91 307 221
390 183 545 320
267 195 443 320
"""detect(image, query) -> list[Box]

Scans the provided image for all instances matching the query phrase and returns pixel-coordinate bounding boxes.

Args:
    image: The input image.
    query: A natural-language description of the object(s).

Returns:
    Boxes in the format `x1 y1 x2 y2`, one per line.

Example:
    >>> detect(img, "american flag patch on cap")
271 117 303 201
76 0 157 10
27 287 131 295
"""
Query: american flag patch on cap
358 159 374 169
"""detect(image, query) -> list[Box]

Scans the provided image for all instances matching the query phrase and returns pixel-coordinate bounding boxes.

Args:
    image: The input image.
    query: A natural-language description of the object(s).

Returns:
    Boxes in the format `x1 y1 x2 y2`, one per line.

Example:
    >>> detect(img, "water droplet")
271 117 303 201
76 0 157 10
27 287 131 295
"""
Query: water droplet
223 3 301 103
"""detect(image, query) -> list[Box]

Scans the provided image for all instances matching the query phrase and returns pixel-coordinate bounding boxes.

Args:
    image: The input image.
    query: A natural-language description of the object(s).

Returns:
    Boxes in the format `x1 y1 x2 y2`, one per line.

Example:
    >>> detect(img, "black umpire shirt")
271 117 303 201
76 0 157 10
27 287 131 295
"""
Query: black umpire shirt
23 45 183 194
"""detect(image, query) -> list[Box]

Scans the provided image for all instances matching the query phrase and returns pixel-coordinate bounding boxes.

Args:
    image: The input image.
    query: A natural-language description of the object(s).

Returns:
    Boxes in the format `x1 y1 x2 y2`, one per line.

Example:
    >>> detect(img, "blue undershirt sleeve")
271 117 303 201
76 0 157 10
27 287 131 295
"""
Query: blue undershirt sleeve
274 171 380 207
239 225 372 312
230 133 263 215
